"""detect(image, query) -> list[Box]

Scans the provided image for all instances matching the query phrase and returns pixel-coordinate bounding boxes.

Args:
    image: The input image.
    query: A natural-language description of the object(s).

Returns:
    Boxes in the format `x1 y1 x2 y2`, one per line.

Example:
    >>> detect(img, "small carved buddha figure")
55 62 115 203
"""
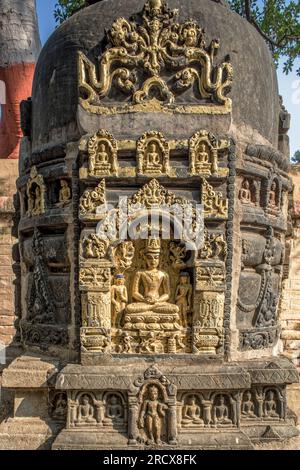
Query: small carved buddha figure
76 395 96 424
182 395 203 426
103 395 123 425
175 272 192 327
97 143 109 165
52 393 67 419
242 391 255 418
268 181 278 208
263 391 278 418
111 275 128 327
125 239 180 328
33 186 42 215
239 179 253 204
196 143 209 164
139 385 167 445
145 142 162 171
214 395 232 425
58 180 71 205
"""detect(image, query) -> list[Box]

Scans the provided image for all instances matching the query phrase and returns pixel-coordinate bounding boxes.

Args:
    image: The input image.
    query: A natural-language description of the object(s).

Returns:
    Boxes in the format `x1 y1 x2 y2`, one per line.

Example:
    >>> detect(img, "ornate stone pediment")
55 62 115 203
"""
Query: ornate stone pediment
78 0 233 115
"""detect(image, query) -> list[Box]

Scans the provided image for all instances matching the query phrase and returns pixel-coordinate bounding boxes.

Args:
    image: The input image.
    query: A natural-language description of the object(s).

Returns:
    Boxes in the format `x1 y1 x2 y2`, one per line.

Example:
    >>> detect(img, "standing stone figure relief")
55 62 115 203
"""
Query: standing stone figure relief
76 395 96 425
111 274 128 327
268 181 278 208
26 166 46 217
175 272 192 327
139 385 167 445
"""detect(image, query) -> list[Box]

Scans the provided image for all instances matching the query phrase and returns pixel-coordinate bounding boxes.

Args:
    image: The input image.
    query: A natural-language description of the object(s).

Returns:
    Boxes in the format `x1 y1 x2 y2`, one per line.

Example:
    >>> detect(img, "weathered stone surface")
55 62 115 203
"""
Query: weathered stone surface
0 0 299 452
1 355 59 389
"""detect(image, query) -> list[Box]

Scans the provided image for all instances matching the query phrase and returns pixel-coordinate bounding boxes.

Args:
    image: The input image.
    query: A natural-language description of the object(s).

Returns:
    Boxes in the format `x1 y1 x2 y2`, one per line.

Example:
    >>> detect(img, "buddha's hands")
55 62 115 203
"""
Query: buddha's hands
145 296 157 304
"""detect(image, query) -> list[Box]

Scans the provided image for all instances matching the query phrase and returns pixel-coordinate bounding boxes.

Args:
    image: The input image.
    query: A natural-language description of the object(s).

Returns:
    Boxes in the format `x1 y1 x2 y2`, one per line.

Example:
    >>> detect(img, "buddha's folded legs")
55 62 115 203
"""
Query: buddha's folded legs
126 302 179 314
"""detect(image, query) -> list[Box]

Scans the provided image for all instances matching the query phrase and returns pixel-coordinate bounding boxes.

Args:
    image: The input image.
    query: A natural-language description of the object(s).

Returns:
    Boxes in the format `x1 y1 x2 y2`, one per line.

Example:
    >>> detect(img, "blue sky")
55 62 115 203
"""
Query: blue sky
36 0 299 156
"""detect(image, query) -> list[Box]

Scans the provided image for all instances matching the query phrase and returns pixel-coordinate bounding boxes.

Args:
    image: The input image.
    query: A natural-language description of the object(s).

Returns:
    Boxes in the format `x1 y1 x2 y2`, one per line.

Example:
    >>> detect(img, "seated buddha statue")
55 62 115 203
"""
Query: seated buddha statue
124 239 181 331
145 142 162 173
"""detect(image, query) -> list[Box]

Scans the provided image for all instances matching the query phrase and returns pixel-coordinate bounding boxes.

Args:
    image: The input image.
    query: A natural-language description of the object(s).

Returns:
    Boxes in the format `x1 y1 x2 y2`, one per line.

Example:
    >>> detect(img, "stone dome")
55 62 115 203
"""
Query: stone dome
31 0 279 154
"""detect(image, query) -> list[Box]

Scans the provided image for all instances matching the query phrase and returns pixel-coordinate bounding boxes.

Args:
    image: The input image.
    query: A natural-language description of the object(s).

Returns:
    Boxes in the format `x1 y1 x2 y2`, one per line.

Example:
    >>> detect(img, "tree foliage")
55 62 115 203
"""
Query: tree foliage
54 0 91 24
54 0 300 76
292 150 300 163
227 1 300 75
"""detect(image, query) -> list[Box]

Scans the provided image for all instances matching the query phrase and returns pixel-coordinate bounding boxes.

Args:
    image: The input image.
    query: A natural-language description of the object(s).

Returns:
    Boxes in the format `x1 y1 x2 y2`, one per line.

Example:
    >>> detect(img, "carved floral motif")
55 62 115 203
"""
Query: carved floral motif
78 0 233 114
202 179 228 218
80 179 106 216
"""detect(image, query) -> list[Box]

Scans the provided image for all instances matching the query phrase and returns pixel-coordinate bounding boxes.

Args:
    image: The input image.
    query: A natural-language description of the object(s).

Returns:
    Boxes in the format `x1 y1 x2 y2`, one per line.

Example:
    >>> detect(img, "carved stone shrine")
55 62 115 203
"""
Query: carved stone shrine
0 0 298 450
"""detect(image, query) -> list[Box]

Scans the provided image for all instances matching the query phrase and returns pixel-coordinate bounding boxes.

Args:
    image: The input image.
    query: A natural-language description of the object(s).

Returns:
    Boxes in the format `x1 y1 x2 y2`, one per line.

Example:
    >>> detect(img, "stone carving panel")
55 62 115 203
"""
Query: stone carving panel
80 179 106 218
189 131 229 177
137 131 170 176
202 179 228 219
128 365 177 446
238 227 283 350
78 0 233 115
88 130 118 177
26 166 45 217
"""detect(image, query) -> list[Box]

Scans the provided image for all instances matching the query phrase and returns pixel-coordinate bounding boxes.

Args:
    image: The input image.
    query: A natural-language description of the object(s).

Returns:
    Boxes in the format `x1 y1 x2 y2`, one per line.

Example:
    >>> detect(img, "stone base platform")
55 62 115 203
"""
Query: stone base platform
53 428 253 450
0 354 298 450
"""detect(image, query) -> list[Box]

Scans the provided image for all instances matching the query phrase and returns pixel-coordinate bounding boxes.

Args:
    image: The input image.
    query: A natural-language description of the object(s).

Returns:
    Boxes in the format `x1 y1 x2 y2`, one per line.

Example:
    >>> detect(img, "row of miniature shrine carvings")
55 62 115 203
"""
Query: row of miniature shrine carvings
239 176 286 214
50 386 285 430
82 129 230 178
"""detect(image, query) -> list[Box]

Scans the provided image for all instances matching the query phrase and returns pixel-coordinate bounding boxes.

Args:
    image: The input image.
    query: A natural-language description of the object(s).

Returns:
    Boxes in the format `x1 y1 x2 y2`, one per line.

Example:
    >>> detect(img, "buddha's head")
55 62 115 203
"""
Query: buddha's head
110 395 118 405
99 143 106 153
82 395 90 405
149 142 158 153
144 238 161 269
188 395 196 405
243 179 250 189
149 385 159 401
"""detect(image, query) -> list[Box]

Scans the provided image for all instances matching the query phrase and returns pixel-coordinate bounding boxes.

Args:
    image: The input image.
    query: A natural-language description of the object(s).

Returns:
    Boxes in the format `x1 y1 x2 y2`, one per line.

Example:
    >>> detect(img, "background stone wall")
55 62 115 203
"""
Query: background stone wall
0 160 18 346
281 164 300 421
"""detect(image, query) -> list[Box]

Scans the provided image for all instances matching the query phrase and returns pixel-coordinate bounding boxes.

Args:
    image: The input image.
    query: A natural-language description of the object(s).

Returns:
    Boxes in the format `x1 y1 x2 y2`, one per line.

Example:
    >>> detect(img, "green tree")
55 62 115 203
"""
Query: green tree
292 150 300 163
54 0 86 23
227 1 300 76
54 0 300 76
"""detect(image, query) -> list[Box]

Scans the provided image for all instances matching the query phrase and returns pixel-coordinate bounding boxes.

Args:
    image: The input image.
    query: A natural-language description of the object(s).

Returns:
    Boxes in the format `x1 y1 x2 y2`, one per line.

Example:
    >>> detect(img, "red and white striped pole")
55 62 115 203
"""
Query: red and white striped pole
0 0 41 159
